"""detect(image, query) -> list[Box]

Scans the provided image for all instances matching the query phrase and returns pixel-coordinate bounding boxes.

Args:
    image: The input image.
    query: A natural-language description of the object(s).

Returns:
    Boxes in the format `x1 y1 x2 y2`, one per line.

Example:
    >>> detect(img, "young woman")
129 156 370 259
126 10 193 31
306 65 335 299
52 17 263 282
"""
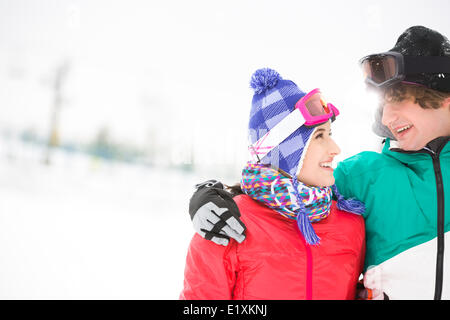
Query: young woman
180 68 366 300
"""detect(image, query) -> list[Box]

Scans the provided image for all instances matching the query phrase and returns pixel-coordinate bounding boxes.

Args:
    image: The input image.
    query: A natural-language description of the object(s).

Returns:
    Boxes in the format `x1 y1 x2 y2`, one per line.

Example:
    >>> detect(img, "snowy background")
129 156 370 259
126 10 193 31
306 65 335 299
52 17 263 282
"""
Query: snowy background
0 0 449 299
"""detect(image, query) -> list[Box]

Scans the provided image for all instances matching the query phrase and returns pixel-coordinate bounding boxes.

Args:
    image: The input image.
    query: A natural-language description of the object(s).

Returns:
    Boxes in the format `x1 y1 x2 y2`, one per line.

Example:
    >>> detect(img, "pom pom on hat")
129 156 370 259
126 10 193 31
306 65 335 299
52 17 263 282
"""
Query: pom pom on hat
250 68 282 94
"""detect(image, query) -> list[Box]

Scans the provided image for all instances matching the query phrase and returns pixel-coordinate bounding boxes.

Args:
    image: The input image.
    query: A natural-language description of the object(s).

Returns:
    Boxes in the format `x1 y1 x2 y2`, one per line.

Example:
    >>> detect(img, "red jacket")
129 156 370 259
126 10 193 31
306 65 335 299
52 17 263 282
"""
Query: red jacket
180 194 365 300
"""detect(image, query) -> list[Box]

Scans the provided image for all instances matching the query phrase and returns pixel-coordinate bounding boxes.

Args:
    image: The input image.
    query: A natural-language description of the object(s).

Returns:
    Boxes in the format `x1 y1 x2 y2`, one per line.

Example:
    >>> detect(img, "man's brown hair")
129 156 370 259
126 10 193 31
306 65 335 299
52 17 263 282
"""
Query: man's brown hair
383 83 450 109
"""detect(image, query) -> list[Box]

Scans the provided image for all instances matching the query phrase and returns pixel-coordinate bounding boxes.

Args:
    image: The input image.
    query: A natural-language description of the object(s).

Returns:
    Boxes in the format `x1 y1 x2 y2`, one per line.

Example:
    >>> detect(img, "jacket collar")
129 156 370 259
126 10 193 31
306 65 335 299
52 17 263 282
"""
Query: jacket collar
426 136 450 154
383 136 450 162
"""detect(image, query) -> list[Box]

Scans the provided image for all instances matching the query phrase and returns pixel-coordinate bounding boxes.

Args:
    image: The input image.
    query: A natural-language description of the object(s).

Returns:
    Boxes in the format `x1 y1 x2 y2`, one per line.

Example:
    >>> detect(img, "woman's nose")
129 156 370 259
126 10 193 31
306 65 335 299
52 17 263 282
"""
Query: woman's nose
329 138 341 156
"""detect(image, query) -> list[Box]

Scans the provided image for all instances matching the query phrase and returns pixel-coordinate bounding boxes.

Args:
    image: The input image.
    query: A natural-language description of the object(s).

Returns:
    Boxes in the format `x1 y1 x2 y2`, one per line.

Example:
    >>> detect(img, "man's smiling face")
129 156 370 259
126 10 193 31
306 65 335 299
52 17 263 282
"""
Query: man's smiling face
381 98 450 151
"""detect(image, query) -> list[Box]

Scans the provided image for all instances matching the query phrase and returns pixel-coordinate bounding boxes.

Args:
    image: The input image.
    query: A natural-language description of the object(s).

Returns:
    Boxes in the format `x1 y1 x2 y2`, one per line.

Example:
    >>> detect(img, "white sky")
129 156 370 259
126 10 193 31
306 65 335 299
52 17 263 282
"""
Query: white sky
0 0 449 178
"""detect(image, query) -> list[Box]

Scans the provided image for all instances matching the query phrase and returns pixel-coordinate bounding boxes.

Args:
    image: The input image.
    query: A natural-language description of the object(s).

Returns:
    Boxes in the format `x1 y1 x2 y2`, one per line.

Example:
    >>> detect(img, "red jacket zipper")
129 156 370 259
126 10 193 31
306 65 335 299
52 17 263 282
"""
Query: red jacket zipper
300 234 313 300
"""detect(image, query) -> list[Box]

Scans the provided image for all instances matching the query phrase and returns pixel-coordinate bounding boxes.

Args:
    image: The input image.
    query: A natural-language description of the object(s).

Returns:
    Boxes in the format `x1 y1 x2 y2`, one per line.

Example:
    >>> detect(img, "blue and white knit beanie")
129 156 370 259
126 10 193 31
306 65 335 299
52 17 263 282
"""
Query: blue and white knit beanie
248 68 315 177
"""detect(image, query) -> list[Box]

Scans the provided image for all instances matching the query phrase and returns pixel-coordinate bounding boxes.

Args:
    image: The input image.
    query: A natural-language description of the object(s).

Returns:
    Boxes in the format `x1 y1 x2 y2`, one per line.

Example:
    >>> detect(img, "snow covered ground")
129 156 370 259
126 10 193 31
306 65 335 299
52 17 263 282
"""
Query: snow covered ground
0 142 200 299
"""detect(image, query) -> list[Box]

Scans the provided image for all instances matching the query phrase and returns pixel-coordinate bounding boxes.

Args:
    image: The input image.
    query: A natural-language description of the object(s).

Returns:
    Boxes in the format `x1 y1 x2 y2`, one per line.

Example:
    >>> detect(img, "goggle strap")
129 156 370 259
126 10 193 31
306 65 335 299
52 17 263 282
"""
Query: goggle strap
404 56 450 74
330 111 336 122
249 108 306 162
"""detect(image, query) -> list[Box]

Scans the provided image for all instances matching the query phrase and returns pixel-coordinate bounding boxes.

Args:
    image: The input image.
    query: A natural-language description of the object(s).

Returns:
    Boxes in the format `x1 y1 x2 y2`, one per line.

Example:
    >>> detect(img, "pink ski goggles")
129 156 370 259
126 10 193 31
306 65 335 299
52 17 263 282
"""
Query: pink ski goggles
294 88 339 127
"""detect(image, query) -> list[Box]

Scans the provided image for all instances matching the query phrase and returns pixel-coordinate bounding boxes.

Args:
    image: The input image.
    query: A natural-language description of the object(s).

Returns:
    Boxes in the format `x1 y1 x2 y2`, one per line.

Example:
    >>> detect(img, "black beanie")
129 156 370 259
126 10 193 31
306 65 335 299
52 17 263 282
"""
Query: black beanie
389 25 450 93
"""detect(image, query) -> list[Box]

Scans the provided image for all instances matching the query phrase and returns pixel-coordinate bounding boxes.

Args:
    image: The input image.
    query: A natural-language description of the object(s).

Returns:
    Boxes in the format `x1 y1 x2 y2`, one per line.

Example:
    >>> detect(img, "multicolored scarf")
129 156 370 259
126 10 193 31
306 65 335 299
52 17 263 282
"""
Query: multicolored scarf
241 162 332 244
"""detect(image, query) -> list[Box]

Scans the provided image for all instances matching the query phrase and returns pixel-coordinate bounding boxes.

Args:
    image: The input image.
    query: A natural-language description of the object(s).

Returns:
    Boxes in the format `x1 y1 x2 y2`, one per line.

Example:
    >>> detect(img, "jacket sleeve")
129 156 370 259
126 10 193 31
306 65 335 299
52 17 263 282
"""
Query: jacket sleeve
334 161 354 199
180 233 239 300
334 159 370 219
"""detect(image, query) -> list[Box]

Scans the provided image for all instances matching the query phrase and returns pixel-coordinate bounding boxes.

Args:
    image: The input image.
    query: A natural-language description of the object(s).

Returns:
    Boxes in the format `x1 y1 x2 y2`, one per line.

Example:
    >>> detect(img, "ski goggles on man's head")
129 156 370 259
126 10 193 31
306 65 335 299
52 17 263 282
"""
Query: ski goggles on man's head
249 88 339 162
359 51 450 88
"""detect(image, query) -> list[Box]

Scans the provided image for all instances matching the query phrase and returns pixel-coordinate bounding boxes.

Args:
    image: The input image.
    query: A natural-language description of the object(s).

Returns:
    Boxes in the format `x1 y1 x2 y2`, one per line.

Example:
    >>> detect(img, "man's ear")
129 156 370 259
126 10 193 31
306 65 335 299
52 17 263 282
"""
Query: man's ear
445 97 450 110
441 97 450 111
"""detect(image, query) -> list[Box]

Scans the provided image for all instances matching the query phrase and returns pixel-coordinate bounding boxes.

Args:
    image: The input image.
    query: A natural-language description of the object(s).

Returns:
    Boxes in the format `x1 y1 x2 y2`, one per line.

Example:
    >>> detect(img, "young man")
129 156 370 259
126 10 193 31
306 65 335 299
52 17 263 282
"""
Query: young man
188 26 450 299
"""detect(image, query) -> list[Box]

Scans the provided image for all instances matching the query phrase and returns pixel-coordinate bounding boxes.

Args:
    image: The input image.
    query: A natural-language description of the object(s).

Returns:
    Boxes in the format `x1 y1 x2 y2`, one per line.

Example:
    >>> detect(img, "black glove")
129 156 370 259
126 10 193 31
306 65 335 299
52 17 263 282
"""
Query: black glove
189 180 246 246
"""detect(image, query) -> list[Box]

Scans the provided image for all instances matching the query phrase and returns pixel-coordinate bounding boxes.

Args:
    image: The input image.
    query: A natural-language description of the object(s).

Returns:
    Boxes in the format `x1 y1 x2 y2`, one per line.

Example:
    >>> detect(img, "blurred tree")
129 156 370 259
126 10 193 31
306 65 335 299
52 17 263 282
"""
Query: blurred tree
86 126 146 163
88 127 114 160
44 60 70 165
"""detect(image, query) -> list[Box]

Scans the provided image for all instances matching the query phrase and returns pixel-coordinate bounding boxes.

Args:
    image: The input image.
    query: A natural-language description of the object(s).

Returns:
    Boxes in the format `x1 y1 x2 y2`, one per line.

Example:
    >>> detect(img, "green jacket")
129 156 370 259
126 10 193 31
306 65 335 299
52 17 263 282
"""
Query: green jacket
334 137 450 300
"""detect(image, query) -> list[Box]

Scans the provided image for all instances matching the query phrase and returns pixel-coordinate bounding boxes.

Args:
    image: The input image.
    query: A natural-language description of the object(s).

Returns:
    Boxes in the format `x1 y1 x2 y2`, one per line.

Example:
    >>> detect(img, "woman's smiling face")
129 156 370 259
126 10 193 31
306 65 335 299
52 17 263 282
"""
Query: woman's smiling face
297 121 341 187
